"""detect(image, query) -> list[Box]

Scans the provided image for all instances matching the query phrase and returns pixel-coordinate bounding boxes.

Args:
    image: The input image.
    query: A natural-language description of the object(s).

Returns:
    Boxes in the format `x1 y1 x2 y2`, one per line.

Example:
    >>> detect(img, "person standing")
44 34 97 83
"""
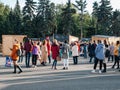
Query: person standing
72 42 79 65
101 40 109 73
62 40 70 70
51 39 59 70
24 39 32 68
108 42 114 62
88 41 96 63
91 40 105 74
112 41 120 69
46 37 51 64
10 39 23 74
59 42 63 58
31 41 40 68
37 41 42 64
41 40 48 66
83 43 87 58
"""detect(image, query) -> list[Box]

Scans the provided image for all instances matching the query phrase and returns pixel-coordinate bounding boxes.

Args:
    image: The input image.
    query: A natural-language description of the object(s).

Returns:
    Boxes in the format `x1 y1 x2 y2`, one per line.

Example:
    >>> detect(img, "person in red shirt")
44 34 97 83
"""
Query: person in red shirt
24 39 32 67
46 36 51 64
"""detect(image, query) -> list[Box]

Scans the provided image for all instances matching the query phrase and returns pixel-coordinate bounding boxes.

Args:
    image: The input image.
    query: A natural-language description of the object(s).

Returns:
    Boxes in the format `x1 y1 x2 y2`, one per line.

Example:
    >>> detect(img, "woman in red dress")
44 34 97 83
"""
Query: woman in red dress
51 39 59 69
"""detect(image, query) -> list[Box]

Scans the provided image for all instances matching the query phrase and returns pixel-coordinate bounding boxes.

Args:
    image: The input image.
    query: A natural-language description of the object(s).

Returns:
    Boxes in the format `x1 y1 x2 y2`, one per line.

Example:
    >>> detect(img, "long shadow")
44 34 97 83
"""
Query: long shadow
1 67 117 84
0 69 33 76
1 66 119 90
0 69 92 84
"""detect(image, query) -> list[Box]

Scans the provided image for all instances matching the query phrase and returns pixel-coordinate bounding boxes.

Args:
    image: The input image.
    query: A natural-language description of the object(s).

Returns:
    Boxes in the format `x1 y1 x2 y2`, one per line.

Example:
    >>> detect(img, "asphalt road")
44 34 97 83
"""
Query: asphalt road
0 56 120 90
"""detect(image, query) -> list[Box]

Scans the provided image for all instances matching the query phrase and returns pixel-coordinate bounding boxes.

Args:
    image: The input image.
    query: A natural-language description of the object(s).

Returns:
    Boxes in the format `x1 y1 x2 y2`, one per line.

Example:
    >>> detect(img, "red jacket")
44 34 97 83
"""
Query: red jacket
51 44 59 60
24 42 32 53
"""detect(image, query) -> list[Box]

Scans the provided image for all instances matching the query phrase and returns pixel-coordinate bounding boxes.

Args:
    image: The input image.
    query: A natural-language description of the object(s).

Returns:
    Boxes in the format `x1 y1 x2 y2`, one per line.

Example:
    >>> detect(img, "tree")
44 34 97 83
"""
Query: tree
97 0 113 35
47 3 57 35
55 4 65 34
5 9 15 34
35 0 56 38
13 0 22 34
23 0 36 21
74 0 87 39
59 0 76 35
0 3 10 42
110 10 120 36
5 0 22 35
22 0 37 37
92 1 99 34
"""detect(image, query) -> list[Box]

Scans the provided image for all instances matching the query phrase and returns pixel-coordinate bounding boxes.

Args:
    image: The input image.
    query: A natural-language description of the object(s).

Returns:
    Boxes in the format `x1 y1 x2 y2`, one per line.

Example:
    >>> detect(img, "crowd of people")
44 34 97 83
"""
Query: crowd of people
89 40 120 73
9 37 120 74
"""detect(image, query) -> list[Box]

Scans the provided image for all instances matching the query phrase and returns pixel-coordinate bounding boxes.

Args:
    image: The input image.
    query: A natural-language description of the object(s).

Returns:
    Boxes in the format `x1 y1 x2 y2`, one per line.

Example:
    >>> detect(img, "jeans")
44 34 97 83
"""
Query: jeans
89 56 95 63
25 52 31 67
52 60 57 69
84 52 87 58
73 56 78 64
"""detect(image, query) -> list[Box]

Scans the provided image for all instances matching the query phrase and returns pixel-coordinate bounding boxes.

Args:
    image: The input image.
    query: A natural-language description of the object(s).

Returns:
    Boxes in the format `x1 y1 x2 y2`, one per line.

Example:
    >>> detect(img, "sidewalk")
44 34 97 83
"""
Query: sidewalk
0 54 114 76
0 54 119 90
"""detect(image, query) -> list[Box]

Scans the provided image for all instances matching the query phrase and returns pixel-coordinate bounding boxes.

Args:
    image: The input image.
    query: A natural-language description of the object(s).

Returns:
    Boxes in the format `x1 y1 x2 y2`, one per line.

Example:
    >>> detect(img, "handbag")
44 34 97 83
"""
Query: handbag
56 55 61 61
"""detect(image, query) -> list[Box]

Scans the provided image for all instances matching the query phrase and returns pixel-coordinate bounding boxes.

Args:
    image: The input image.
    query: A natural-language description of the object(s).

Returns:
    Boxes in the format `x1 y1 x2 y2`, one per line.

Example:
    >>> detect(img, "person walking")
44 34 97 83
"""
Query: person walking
91 40 105 74
24 39 32 68
51 39 59 70
112 41 120 69
10 39 23 74
72 42 79 65
62 40 70 70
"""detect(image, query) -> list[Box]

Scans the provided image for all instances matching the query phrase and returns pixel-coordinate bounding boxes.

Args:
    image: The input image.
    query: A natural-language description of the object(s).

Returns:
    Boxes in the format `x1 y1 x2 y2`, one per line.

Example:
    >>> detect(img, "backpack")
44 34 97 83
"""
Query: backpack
62 44 68 54
16 49 22 56
105 49 110 58
5 56 12 67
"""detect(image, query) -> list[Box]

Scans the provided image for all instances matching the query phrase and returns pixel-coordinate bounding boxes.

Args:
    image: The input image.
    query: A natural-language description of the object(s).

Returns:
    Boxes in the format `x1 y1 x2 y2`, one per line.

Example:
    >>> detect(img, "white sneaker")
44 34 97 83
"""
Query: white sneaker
99 70 102 74
91 70 96 73
34 65 37 68
32 65 35 68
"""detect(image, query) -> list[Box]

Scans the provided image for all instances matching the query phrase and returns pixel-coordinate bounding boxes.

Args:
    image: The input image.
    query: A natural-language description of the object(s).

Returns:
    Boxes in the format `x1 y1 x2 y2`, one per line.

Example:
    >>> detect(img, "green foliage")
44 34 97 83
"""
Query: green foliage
0 0 120 42
33 0 56 38
110 10 120 36
0 3 11 43
22 0 36 20
57 0 76 35
74 0 87 39
22 0 37 37
93 0 113 35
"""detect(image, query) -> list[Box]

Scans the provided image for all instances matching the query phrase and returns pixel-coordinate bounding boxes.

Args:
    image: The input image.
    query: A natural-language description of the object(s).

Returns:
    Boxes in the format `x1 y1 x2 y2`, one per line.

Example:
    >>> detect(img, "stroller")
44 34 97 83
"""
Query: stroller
5 56 12 67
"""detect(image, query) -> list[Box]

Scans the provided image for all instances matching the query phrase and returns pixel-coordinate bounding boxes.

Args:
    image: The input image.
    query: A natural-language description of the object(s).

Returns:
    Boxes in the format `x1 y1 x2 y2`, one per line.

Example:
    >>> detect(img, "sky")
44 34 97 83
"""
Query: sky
0 0 120 14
